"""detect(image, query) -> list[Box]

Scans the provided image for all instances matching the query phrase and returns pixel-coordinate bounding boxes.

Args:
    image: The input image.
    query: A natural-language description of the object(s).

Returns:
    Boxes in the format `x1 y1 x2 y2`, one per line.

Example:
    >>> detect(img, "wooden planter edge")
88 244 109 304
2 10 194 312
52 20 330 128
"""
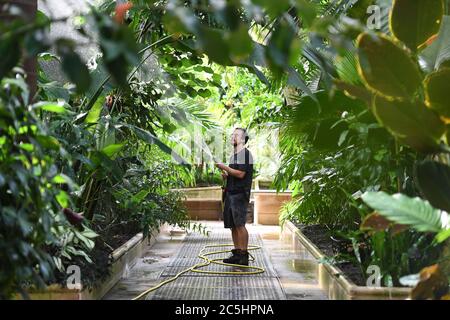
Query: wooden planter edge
15 225 164 300
283 220 412 300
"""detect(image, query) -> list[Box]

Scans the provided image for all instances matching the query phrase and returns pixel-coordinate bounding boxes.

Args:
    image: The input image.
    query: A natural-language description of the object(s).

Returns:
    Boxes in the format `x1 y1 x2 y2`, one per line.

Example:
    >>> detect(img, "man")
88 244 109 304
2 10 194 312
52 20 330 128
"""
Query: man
215 128 253 266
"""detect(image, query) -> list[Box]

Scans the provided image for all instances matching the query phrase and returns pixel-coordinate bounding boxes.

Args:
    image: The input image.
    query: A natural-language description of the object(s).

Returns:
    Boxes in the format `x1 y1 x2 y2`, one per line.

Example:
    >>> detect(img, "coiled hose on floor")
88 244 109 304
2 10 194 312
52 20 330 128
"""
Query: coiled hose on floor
132 244 265 300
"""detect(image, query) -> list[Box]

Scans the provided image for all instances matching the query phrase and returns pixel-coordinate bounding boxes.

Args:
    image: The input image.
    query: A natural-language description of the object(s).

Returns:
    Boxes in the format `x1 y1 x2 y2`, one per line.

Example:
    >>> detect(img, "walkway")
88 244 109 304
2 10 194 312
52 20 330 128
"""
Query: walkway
104 221 327 300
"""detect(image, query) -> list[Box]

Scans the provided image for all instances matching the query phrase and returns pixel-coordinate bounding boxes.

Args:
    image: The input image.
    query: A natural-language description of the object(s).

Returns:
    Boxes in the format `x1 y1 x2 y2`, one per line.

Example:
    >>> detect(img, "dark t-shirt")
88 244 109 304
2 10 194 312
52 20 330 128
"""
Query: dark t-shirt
225 148 253 195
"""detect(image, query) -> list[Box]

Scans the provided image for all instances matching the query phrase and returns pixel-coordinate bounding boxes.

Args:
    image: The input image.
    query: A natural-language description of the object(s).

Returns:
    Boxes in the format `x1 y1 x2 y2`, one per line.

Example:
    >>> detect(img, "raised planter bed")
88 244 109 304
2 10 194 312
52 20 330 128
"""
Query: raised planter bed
281 220 412 300
178 187 290 225
253 190 291 225
173 186 222 200
184 198 223 220
15 226 164 300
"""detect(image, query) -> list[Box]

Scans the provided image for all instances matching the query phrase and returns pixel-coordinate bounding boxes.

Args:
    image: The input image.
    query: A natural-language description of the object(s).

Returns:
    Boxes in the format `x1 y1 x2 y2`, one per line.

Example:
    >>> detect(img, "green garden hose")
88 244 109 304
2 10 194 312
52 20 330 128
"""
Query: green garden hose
132 244 264 300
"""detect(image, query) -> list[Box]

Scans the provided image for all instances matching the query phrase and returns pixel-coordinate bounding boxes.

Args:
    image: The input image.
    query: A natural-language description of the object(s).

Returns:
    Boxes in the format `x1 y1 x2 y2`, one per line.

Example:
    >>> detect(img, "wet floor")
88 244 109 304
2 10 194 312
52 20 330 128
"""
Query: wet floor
103 221 327 300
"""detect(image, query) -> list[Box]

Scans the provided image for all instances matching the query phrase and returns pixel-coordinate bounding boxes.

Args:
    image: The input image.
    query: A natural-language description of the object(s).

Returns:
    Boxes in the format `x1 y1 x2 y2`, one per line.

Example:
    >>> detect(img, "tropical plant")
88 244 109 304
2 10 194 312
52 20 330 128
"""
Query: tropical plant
330 0 450 297
0 71 97 298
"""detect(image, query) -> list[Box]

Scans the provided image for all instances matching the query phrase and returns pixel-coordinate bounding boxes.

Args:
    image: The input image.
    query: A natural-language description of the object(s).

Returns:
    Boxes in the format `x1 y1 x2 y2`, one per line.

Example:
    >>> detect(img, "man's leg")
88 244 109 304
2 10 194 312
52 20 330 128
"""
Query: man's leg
231 227 239 249
235 225 248 250
233 225 249 265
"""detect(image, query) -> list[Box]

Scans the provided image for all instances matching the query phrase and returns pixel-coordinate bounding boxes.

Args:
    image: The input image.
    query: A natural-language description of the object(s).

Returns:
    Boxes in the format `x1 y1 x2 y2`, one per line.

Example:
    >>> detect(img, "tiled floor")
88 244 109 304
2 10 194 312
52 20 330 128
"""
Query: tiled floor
103 221 327 300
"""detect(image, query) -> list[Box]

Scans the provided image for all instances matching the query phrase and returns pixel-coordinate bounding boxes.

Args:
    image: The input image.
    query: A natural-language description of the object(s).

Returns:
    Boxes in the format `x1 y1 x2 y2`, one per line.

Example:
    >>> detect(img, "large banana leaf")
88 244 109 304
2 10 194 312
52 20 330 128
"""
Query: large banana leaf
390 0 444 52
357 33 422 99
372 95 445 153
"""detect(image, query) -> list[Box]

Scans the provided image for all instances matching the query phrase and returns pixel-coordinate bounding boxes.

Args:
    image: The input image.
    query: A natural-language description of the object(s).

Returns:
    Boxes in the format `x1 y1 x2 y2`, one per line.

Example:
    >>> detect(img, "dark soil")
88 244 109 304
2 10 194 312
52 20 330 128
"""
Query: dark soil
296 223 366 286
53 221 141 289
102 222 140 250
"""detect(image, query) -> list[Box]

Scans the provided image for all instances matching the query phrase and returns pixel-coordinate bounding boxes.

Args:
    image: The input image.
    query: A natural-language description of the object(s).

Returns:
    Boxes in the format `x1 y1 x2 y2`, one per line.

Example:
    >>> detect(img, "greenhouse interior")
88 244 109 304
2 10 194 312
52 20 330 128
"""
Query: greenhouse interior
1 0 450 308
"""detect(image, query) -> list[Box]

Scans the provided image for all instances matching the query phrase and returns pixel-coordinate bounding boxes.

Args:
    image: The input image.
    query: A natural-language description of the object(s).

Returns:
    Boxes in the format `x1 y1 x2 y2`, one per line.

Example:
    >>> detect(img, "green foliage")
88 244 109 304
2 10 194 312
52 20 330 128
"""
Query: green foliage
424 68 450 118
275 89 418 228
366 229 441 287
0 73 93 298
332 1 450 290
373 96 445 153
390 0 444 51
110 156 191 238
92 9 140 87
3 0 450 297
357 33 422 99
415 160 450 213
362 191 448 233
352 5 450 155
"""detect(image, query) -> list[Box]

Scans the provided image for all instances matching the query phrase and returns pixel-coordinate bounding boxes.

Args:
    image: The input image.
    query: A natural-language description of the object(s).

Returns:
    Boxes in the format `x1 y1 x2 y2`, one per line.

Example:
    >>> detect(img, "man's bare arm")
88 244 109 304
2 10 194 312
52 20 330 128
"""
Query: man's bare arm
216 163 246 179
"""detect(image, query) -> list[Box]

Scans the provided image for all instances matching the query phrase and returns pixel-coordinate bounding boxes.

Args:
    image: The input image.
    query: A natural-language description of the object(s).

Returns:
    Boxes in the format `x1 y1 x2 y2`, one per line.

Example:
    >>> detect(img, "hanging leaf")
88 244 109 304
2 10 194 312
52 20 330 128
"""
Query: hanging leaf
252 0 290 19
287 66 315 100
357 33 422 99
361 212 408 235
101 143 124 159
56 191 70 208
373 95 445 152
126 125 191 169
32 101 68 114
415 160 450 213
424 68 450 118
227 24 253 60
435 228 450 243
197 27 234 66
85 95 105 125
390 0 444 51
93 10 140 87
361 191 447 233
295 0 318 28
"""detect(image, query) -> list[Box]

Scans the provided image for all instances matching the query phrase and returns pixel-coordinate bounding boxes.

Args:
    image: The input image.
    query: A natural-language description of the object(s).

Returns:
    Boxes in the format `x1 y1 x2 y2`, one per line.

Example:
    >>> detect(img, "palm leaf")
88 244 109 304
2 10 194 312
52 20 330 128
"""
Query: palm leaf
335 47 362 85
125 124 191 168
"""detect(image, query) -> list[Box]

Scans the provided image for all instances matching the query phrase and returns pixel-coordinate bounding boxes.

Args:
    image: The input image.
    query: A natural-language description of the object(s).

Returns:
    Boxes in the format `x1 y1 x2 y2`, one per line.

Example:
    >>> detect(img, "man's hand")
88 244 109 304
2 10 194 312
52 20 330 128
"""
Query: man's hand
215 162 246 179
215 163 226 171
221 170 228 180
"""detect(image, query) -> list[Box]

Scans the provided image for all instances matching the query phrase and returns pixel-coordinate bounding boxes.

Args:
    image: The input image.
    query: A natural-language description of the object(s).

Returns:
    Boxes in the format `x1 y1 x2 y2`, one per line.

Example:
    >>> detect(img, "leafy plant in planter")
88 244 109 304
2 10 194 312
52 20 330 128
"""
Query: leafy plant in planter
273 0 450 286
0 2 216 296
275 81 439 285
0 72 97 298
333 0 450 298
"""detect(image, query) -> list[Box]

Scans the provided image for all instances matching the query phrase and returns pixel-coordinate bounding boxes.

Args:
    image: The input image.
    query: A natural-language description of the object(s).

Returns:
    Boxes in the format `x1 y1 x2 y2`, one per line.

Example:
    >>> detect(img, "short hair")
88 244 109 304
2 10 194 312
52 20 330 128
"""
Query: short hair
234 127 249 144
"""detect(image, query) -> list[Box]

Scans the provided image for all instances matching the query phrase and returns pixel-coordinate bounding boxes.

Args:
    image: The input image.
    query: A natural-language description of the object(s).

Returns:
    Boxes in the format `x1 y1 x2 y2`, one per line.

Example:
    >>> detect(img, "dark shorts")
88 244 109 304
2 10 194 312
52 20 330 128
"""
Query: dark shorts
222 191 250 229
